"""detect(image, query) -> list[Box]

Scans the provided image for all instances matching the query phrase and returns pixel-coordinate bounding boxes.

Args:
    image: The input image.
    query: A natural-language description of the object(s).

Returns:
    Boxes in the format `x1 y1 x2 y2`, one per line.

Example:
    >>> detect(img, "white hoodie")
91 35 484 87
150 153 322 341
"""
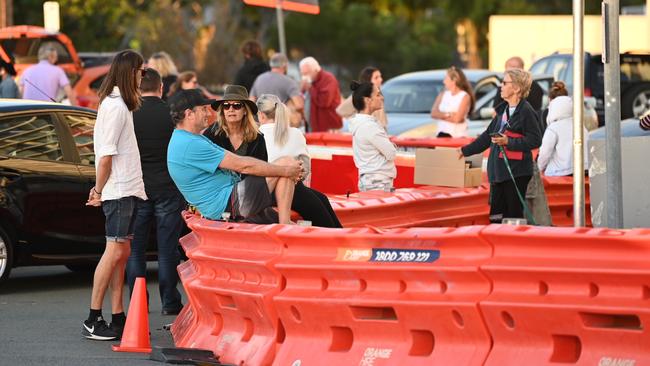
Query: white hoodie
349 113 397 178
538 96 588 176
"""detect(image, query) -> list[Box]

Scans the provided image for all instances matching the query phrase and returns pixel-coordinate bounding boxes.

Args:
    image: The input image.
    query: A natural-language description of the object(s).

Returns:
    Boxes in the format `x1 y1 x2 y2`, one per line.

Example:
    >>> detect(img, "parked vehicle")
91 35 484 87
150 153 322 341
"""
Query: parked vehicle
357 69 501 136
397 74 599 138
0 25 107 108
530 51 650 124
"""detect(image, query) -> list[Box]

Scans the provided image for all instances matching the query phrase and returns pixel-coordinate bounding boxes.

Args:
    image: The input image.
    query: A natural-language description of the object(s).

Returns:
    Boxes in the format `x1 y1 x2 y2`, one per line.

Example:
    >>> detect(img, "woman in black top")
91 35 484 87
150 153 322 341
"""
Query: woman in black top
204 85 342 228
460 69 542 223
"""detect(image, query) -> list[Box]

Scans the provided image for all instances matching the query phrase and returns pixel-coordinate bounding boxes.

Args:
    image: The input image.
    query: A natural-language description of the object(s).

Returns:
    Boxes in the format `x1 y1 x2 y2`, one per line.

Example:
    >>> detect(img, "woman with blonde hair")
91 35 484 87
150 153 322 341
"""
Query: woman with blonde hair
147 51 178 100
256 94 341 227
430 66 475 137
460 68 542 223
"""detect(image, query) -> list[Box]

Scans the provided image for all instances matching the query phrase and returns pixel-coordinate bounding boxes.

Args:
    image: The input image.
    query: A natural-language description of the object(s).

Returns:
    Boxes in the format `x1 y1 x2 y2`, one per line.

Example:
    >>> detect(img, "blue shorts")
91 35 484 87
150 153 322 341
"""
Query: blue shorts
102 196 139 242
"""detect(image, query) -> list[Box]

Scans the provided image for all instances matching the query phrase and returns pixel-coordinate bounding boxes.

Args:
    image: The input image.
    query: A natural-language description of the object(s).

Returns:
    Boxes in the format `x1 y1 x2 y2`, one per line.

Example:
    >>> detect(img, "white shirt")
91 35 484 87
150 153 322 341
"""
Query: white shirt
435 90 469 137
538 96 588 176
259 123 309 162
349 113 397 179
93 86 147 201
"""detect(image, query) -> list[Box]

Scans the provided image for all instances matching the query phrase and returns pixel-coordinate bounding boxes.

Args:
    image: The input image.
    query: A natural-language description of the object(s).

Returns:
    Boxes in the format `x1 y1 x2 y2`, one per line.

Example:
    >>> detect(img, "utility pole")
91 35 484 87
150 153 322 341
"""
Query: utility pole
573 0 586 227
276 0 287 55
602 0 624 228
0 0 13 28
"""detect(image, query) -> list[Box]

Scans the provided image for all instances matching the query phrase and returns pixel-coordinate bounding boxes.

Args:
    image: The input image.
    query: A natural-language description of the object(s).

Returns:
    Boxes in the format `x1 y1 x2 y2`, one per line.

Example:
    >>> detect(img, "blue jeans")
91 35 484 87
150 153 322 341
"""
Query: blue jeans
126 192 185 311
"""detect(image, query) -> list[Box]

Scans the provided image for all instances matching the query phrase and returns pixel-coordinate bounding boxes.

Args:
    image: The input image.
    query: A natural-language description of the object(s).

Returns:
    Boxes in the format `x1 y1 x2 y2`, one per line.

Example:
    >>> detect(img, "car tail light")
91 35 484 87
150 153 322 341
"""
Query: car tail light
584 88 592 97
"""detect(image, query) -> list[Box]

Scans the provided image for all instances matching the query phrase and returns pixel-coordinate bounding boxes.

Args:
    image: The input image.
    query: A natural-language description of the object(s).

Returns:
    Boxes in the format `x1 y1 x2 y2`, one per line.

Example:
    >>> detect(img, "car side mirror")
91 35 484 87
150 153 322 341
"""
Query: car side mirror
480 107 495 119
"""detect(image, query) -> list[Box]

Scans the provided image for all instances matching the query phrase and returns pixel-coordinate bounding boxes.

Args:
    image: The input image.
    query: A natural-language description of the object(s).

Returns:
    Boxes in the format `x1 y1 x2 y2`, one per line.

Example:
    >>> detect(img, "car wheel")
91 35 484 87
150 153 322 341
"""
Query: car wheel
623 86 650 119
0 226 14 286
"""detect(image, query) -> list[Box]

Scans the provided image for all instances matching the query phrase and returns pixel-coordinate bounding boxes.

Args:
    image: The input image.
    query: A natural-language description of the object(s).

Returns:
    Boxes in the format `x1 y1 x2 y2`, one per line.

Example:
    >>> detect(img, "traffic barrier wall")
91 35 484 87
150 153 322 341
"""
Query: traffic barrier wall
330 185 490 228
543 176 592 227
311 154 418 194
479 225 650 365
271 225 493 366
171 213 286 366
305 132 475 149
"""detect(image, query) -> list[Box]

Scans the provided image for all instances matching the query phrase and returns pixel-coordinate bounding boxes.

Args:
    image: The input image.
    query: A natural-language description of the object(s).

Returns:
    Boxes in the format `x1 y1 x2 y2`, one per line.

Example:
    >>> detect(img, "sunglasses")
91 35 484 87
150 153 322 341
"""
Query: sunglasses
137 68 146 78
222 102 243 110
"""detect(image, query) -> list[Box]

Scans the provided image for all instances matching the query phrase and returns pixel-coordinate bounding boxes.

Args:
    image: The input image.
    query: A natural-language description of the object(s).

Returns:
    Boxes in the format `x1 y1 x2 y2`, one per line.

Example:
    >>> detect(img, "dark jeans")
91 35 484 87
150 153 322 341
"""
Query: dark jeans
489 175 532 223
292 182 342 228
126 191 185 312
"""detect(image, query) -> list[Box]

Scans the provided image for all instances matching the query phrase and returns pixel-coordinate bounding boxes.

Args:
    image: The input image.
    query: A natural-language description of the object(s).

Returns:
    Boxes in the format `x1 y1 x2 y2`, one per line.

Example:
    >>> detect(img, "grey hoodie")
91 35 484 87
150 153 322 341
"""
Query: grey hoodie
349 113 397 178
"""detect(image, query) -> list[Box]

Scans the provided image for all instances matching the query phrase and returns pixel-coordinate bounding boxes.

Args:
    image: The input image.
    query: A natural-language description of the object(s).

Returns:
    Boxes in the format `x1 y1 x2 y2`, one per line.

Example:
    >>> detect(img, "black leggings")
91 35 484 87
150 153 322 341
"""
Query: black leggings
489 175 532 223
292 182 342 228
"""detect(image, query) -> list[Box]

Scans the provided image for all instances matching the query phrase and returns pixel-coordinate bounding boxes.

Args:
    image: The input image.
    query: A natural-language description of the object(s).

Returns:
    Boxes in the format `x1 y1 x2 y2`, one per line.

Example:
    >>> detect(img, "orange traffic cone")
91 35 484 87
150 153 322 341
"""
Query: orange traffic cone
112 277 152 353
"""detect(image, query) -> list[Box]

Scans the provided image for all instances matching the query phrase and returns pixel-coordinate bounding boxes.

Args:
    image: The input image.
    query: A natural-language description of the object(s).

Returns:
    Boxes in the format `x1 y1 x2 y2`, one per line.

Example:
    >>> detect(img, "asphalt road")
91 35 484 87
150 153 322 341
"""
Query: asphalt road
0 264 186 366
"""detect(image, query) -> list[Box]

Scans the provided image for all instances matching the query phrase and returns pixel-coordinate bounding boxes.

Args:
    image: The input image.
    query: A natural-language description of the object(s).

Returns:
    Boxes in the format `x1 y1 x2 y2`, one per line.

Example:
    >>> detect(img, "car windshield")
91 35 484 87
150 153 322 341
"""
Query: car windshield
0 38 73 64
383 79 443 113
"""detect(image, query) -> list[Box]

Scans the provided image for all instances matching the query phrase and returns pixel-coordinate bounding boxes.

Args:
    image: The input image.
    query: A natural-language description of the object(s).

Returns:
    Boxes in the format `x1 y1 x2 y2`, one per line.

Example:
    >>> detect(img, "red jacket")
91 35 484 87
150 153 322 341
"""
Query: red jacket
308 70 342 132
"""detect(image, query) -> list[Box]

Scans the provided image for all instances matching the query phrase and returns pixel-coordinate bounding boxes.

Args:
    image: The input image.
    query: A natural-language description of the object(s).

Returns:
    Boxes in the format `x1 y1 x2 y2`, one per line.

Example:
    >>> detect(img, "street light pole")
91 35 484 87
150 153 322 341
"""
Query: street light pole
602 0 624 228
573 0 586 227
276 0 287 55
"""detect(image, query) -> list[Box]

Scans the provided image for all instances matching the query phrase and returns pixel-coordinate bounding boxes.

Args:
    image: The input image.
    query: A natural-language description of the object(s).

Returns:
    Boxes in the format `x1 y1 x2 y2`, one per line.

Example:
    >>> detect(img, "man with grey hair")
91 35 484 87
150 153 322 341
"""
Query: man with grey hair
299 56 342 132
19 43 76 104
250 53 303 110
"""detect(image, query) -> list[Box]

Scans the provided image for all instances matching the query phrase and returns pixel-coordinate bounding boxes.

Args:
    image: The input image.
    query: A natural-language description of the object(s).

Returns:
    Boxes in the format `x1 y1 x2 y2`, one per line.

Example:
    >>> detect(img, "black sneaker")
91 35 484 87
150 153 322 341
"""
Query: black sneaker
82 317 118 341
109 321 125 340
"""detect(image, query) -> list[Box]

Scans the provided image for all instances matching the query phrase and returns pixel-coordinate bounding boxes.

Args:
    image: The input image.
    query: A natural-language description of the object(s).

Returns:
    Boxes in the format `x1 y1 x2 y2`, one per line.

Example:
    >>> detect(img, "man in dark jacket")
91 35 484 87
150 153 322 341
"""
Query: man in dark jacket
234 40 270 92
493 56 543 113
126 68 184 315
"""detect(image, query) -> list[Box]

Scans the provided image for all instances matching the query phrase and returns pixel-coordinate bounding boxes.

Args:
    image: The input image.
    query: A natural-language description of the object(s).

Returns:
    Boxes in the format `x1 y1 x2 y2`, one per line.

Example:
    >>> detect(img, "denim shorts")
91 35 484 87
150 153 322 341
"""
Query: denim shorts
102 196 139 242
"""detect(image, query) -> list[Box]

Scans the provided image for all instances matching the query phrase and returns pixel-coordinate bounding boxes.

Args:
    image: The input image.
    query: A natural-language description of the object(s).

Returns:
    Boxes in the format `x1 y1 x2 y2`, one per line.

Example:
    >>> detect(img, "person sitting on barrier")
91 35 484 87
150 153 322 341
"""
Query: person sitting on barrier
348 80 397 192
429 66 475 138
537 95 589 177
167 88 303 224
458 69 542 223
256 93 342 227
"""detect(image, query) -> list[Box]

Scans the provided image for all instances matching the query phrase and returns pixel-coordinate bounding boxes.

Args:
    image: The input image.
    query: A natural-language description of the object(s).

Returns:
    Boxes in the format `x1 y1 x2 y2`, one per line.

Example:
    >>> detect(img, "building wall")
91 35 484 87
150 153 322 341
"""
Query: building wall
489 15 649 71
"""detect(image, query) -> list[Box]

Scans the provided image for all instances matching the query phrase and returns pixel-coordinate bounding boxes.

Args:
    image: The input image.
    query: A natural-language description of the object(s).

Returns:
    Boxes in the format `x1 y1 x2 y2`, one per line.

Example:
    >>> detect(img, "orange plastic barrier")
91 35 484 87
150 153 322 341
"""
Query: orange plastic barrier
311 154 418 194
479 225 650 365
305 132 476 149
543 176 592 227
170 214 286 366
173 216 650 365
270 225 493 366
330 185 490 228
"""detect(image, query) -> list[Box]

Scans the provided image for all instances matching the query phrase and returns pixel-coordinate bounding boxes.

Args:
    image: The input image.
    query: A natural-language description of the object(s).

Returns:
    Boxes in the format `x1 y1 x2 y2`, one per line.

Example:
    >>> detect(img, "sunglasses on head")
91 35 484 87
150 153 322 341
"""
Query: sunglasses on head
222 102 243 110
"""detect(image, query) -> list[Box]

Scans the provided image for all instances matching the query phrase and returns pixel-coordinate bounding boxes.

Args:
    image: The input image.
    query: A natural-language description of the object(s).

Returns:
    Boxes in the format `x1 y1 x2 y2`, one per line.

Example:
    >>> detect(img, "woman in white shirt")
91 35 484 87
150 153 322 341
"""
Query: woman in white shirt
429 66 475 138
538 95 588 176
256 94 341 227
348 81 397 191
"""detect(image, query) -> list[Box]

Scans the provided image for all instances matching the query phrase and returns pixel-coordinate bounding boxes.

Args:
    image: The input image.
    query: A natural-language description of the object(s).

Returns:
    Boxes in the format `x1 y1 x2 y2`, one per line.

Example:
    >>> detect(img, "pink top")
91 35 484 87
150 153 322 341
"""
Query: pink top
19 60 70 102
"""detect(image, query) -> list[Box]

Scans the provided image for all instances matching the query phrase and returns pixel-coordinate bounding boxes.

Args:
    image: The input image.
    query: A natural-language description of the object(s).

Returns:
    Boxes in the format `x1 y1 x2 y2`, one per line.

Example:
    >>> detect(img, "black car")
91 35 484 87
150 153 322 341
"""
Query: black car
0 99 108 284
530 51 650 124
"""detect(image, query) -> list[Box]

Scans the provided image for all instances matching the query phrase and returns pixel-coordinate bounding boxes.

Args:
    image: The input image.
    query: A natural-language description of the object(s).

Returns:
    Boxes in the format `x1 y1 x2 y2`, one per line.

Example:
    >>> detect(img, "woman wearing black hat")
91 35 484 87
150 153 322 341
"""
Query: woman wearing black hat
0 59 18 98
204 85 341 227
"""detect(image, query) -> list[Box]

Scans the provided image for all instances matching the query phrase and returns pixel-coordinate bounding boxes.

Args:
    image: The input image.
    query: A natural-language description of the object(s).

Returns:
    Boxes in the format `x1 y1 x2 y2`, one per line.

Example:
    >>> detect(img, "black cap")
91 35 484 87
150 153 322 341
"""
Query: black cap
168 89 215 114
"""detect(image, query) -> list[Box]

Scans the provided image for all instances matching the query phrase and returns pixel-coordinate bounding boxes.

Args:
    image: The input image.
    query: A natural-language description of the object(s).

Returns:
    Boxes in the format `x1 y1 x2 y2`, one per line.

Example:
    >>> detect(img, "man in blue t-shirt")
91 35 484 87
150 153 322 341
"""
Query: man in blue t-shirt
167 89 303 224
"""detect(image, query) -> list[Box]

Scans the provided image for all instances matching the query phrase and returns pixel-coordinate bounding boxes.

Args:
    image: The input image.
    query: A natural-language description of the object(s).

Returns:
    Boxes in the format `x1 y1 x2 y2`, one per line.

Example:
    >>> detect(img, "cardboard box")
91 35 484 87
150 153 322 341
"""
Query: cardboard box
414 147 483 187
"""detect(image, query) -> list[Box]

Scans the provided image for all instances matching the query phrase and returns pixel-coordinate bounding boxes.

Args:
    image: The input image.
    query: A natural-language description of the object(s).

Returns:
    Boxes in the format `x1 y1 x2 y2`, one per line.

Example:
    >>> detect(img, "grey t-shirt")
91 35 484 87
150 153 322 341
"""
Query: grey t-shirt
0 77 19 98
250 71 300 103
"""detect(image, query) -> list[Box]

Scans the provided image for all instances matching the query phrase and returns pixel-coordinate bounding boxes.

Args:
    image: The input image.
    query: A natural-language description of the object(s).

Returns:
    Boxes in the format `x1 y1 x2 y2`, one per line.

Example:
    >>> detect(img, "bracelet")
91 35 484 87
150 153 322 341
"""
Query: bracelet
93 187 102 195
